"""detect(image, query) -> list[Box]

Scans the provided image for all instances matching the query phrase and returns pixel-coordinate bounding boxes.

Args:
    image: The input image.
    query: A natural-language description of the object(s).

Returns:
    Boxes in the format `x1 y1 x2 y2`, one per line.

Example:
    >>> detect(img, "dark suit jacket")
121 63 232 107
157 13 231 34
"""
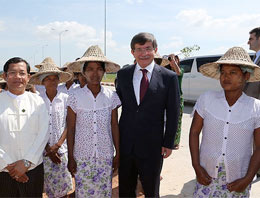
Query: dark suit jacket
116 64 180 158
243 55 260 98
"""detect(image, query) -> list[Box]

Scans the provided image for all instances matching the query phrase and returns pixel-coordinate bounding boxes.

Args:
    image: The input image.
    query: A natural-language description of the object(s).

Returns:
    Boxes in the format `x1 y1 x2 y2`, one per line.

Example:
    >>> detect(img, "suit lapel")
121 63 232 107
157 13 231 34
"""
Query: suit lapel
255 56 260 66
126 65 138 107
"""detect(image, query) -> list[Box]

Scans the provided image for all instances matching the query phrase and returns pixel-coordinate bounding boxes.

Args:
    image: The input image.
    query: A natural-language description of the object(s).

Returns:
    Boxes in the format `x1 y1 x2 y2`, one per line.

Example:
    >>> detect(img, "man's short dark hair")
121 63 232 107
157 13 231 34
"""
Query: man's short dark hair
249 27 260 39
3 57 30 73
130 32 157 50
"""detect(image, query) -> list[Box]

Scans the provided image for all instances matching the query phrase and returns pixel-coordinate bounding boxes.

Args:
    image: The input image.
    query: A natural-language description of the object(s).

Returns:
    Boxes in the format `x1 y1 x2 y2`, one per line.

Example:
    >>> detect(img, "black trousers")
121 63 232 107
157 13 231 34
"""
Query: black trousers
0 163 44 197
119 153 163 198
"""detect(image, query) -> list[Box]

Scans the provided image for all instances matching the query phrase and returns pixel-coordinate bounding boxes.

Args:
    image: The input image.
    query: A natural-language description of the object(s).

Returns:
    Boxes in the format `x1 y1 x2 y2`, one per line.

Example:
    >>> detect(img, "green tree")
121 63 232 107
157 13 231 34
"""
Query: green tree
180 45 200 58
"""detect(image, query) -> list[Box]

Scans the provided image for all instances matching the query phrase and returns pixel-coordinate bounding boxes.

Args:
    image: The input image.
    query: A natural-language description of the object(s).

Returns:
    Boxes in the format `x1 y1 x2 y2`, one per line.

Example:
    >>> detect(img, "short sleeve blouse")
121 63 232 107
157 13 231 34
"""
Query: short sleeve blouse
67 86 121 160
194 90 260 182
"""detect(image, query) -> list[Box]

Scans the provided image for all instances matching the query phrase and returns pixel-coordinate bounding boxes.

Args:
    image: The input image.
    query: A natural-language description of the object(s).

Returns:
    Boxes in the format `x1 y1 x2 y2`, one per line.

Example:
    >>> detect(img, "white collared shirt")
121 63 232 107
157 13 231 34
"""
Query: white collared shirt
194 90 260 182
40 91 68 154
133 61 155 105
0 91 49 171
67 85 121 160
254 50 260 63
58 82 79 95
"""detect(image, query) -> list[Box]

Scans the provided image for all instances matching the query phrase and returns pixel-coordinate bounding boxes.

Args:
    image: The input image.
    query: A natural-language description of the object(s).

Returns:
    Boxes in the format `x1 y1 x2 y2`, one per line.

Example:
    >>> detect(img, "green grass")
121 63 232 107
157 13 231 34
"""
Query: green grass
102 73 116 83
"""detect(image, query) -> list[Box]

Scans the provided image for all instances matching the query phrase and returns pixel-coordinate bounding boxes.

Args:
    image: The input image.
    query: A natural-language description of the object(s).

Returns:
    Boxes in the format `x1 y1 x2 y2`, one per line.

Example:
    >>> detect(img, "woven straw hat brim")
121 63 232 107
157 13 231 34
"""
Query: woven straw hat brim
0 78 6 84
199 61 260 82
68 57 120 73
29 70 72 85
35 64 41 69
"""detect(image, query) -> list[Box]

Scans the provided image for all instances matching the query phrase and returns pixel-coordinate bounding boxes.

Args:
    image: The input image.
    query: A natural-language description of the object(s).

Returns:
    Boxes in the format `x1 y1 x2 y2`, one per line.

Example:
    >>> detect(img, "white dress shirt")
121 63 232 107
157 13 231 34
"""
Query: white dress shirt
40 91 68 154
132 61 155 105
58 83 79 95
0 91 49 171
194 90 260 182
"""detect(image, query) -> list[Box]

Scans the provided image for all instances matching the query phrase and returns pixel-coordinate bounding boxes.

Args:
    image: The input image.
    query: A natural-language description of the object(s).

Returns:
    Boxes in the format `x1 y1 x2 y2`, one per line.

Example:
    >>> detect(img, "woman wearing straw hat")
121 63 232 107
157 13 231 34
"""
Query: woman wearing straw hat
155 53 184 150
66 45 121 197
189 47 260 197
58 62 82 94
29 58 74 198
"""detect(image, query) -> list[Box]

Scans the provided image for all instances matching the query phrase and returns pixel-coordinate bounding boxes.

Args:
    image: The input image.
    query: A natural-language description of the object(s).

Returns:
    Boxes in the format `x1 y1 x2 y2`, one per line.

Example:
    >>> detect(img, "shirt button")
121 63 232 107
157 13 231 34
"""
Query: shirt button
224 137 227 139
226 122 229 124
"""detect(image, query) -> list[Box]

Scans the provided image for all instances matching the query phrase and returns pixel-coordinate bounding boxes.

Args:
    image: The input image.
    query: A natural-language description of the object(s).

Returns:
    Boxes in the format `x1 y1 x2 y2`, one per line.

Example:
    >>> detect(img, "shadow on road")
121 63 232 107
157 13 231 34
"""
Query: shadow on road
160 179 196 198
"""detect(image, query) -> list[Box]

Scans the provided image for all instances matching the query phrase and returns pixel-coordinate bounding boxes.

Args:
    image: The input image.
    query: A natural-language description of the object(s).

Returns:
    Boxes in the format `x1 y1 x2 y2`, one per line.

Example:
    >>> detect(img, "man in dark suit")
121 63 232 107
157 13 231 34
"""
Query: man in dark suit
116 32 180 197
244 27 260 178
244 27 260 99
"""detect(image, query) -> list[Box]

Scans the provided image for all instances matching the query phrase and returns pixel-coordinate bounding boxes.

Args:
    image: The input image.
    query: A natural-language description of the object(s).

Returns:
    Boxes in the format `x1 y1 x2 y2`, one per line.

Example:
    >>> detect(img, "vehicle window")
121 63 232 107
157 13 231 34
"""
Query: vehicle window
180 59 193 73
196 56 221 72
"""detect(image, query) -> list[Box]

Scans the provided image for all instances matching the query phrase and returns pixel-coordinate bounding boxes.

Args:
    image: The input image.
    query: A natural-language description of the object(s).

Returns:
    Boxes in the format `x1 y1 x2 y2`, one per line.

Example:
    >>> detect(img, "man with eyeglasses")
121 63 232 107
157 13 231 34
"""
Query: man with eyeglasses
0 57 49 197
116 32 180 197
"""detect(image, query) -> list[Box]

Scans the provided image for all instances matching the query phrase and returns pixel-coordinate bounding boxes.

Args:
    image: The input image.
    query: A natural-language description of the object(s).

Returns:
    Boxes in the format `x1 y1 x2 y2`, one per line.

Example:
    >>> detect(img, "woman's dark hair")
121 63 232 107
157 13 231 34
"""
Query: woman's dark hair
3 57 30 73
154 58 162 65
83 61 106 72
130 32 157 51
0 83 7 89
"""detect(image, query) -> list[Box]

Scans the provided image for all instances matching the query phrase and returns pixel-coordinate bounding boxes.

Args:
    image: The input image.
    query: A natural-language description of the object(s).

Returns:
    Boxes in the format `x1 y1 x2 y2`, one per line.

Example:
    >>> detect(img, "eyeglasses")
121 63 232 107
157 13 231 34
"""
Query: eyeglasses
134 47 154 53
7 71 28 78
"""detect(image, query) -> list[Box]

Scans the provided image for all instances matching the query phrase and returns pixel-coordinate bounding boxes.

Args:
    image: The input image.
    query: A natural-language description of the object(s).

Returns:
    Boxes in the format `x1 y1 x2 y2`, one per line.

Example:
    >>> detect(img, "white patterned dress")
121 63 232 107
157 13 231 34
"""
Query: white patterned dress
41 91 73 198
67 85 121 198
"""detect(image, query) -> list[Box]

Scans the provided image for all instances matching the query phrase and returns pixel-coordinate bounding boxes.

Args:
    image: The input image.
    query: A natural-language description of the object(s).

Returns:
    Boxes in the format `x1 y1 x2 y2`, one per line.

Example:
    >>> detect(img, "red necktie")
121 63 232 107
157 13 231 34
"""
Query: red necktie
140 69 149 102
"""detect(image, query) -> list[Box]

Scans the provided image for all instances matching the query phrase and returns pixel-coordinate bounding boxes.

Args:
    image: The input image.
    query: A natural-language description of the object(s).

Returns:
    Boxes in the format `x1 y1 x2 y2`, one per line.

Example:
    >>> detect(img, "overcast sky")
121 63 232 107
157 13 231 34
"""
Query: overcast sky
0 0 259 70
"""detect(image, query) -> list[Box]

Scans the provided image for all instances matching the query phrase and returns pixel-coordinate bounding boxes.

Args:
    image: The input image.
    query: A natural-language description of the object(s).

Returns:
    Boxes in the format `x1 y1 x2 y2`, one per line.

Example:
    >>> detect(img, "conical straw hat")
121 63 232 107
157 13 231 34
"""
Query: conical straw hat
0 77 6 84
34 57 52 69
29 57 72 85
154 52 170 66
199 47 260 82
59 62 71 71
30 67 38 75
67 45 120 73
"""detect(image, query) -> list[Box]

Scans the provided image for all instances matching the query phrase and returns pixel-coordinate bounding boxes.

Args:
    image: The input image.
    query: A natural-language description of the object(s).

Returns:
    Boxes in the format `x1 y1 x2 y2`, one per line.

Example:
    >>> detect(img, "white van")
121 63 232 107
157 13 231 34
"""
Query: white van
180 54 254 103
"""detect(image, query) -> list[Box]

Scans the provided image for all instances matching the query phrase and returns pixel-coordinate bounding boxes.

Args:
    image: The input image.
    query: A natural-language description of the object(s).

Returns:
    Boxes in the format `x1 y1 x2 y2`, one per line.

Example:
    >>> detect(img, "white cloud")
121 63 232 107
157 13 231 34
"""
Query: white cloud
160 36 184 53
0 21 5 31
176 9 260 30
36 21 96 40
126 0 143 4
175 9 260 55
36 21 117 50
176 9 211 27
